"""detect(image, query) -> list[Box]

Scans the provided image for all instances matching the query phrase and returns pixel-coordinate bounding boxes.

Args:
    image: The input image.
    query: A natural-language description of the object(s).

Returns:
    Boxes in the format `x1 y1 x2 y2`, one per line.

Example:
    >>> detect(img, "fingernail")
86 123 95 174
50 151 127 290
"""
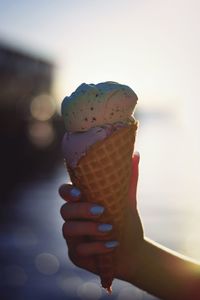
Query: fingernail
90 205 105 215
70 187 81 197
98 224 113 232
105 241 119 248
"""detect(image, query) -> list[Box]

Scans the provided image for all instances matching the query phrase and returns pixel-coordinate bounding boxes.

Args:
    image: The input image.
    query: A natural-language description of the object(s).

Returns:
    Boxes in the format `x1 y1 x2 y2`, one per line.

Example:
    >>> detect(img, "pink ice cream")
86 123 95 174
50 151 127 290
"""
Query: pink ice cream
62 122 128 168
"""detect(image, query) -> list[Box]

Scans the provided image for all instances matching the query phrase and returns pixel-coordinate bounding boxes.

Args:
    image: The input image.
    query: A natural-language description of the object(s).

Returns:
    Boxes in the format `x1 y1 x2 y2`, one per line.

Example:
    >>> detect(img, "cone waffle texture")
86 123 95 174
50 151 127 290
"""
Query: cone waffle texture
66 119 138 290
67 119 138 238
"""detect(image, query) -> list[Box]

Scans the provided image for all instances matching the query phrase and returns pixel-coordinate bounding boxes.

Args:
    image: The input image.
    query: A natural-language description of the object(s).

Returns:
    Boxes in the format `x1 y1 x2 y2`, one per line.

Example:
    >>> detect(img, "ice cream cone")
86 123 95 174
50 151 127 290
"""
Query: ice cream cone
66 118 138 292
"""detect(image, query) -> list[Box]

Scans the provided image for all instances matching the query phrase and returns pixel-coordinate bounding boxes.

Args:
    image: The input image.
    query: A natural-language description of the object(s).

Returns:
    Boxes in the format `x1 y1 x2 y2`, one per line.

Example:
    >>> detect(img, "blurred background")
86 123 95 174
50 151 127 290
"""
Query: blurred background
1 0 200 299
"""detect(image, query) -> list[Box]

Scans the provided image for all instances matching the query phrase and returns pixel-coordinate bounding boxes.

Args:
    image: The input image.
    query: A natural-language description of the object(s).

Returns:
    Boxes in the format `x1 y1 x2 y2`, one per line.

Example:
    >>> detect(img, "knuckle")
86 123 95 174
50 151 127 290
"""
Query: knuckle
60 203 73 220
58 184 68 197
68 250 81 268
62 222 66 237
60 204 67 219
58 184 65 195
68 250 76 264
59 183 73 199
62 223 65 237
62 222 70 238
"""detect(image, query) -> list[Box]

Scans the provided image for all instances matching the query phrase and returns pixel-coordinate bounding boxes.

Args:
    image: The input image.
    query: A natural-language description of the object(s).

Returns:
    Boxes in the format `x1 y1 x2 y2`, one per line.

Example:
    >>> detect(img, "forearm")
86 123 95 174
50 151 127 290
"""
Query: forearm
127 238 200 300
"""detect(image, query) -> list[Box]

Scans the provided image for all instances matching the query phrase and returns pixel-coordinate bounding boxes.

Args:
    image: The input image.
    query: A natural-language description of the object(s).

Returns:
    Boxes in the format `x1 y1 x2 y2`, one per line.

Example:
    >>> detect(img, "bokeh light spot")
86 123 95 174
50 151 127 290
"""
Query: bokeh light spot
35 253 60 275
58 276 83 295
28 121 55 148
30 94 56 121
117 286 144 300
77 281 102 300
4 265 27 286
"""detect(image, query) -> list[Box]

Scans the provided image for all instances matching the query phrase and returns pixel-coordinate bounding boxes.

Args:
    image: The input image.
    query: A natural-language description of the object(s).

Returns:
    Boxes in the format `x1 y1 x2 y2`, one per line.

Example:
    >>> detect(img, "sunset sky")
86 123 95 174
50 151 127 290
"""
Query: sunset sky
0 0 200 117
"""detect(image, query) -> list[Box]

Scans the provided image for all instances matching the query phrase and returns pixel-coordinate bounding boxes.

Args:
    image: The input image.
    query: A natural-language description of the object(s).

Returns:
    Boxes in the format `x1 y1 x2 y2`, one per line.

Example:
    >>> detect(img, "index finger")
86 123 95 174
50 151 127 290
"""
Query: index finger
59 184 81 202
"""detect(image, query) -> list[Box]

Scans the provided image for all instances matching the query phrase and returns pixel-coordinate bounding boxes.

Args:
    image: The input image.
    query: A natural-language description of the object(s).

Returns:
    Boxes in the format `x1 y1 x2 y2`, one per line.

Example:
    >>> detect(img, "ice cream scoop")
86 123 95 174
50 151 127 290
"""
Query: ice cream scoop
61 81 138 132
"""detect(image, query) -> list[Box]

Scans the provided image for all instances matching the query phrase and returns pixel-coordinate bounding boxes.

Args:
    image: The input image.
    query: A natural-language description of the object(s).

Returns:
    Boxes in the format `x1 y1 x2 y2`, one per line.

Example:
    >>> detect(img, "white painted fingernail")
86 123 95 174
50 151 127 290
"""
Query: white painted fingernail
98 224 113 232
70 187 81 197
105 241 119 248
90 206 105 215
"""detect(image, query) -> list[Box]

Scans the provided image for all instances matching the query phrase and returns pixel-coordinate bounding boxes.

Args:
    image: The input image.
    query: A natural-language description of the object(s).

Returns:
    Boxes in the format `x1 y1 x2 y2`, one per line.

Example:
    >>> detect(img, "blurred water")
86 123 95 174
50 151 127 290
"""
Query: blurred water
1 113 200 300
137 113 200 259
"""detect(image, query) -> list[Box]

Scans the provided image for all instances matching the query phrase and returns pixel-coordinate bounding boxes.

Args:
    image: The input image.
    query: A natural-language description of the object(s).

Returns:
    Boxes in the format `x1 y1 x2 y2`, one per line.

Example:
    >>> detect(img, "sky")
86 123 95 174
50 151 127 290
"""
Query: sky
0 0 200 119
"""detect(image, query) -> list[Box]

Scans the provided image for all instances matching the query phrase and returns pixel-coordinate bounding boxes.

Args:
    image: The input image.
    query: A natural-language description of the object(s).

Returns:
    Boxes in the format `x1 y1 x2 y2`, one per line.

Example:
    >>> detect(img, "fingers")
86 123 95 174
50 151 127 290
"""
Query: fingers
60 202 105 221
76 240 119 256
59 184 81 202
62 221 113 238
128 151 140 209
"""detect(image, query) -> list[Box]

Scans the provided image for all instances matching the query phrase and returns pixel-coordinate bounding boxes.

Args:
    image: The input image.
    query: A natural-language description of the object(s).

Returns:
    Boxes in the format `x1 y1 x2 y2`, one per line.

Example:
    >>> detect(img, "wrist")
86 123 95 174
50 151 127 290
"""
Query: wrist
115 237 145 284
125 238 146 284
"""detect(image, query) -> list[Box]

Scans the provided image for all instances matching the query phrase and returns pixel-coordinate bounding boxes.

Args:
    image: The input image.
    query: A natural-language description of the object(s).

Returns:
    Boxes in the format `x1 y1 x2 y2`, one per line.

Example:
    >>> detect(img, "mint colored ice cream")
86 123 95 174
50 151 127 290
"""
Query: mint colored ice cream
61 81 138 168
62 81 137 132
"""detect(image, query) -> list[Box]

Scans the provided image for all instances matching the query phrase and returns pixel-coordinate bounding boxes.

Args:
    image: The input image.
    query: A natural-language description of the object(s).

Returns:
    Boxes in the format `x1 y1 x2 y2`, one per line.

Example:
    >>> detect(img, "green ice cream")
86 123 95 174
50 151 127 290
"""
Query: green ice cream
61 81 138 132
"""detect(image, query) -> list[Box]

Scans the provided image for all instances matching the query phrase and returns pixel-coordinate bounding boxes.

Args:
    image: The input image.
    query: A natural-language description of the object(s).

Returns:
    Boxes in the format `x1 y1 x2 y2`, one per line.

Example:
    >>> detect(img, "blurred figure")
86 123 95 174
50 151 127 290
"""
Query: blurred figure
0 42 64 203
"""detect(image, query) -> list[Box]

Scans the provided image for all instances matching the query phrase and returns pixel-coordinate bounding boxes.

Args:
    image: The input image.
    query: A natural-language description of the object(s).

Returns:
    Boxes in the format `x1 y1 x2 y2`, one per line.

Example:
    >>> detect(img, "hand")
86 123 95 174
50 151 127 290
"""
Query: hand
59 152 144 283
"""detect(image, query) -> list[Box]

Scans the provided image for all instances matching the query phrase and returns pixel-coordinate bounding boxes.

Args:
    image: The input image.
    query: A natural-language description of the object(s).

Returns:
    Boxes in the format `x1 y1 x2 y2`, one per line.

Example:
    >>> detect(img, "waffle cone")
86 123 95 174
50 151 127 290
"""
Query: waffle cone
66 119 138 292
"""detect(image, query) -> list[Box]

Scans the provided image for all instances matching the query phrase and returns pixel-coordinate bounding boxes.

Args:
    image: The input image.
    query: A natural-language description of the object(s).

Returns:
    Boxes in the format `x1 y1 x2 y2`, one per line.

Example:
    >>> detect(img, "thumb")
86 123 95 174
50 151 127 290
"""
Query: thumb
128 152 140 210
